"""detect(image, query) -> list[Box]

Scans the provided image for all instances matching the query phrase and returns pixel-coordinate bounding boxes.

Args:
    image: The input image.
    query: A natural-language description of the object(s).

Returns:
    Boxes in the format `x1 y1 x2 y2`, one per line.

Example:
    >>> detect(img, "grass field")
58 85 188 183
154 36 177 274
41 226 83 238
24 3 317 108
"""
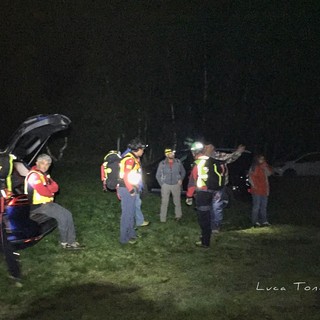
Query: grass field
0 161 320 320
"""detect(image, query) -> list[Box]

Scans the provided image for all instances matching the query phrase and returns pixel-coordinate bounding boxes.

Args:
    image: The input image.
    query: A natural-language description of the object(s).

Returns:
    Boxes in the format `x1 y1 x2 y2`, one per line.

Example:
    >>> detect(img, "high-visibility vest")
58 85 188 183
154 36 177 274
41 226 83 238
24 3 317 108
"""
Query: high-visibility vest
0 153 15 192
119 152 142 185
195 156 226 190
24 170 54 204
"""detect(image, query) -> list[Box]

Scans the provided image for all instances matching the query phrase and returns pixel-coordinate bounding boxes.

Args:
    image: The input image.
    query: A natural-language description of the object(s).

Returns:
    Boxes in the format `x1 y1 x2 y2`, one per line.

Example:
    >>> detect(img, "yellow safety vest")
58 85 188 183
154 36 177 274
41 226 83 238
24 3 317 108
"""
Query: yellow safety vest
24 170 54 204
119 153 142 185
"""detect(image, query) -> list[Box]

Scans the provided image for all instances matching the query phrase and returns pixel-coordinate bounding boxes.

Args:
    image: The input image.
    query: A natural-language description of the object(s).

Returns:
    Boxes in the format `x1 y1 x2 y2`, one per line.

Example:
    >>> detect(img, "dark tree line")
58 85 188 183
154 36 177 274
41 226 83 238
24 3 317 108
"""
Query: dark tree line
1 1 319 162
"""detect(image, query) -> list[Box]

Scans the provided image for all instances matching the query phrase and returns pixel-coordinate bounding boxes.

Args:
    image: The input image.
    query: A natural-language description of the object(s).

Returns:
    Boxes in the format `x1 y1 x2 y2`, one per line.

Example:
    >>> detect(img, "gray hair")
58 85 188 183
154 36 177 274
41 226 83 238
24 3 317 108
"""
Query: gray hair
36 154 52 164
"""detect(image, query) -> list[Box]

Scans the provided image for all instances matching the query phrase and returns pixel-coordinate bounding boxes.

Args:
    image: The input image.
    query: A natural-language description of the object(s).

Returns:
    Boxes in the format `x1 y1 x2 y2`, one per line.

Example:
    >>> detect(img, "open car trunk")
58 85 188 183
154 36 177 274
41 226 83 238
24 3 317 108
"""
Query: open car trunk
0 114 71 250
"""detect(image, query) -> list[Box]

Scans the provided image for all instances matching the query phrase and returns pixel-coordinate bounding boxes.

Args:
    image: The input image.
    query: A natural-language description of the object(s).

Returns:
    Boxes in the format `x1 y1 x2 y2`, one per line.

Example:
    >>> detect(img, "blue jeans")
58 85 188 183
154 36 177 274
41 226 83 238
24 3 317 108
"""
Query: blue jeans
135 193 145 226
118 187 137 244
211 189 225 231
252 194 268 224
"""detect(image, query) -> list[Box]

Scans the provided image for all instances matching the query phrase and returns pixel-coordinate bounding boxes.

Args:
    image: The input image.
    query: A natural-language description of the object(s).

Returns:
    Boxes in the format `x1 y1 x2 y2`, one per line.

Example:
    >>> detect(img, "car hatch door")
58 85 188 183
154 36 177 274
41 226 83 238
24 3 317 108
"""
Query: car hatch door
2 114 71 164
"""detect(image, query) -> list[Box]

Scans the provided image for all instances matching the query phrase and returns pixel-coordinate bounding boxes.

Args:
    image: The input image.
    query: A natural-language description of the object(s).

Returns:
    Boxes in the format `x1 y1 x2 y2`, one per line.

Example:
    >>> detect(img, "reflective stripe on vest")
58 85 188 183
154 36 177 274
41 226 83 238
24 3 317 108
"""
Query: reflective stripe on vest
213 163 223 187
24 170 54 204
196 159 208 188
195 156 223 189
5 154 15 192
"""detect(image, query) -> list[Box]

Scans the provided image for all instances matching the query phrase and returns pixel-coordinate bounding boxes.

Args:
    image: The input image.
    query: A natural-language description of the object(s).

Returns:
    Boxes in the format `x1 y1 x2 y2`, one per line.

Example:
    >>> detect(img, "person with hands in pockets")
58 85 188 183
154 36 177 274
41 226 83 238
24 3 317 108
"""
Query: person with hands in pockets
156 148 186 222
117 138 146 244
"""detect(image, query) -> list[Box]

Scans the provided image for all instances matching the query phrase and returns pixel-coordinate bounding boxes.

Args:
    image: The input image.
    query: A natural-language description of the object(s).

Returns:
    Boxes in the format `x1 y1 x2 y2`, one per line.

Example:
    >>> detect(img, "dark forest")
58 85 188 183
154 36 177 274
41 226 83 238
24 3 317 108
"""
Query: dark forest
1 1 319 162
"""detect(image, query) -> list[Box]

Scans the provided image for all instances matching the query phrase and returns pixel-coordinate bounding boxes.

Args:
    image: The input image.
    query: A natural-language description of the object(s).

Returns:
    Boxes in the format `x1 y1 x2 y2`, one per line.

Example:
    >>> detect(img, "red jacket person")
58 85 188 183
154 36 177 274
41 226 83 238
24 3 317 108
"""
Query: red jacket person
25 154 83 250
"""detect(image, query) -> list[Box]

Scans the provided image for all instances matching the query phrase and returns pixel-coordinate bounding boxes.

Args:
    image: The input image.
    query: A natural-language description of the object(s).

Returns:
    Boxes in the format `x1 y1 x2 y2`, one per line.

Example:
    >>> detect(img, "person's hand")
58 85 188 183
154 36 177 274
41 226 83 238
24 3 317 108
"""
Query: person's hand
178 179 182 186
186 197 193 206
130 187 137 196
237 144 246 153
102 180 107 192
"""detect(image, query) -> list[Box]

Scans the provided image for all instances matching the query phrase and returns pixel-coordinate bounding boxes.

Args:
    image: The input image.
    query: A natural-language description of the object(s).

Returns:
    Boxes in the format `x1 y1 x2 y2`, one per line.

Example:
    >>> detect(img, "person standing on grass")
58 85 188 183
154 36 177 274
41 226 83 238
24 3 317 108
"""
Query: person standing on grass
117 139 146 244
121 147 150 228
0 153 22 287
248 154 273 227
185 142 214 248
156 148 186 222
24 154 83 250
204 143 246 234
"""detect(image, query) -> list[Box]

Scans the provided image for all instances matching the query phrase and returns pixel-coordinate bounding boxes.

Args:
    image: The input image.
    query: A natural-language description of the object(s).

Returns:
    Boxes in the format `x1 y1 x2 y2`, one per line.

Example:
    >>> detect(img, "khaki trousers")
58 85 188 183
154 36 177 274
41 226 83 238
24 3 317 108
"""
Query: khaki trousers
160 183 182 222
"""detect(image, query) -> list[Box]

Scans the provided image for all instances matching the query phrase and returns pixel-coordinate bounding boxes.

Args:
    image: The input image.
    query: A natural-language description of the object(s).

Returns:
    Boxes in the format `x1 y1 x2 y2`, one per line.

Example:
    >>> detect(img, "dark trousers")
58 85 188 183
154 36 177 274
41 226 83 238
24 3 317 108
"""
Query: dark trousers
195 191 212 247
1 223 21 279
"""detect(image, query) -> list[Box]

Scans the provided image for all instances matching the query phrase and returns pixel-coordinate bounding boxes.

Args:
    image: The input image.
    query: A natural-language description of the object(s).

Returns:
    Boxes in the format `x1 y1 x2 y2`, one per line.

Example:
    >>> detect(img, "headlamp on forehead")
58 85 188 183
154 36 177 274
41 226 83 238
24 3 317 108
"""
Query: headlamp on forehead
164 148 175 155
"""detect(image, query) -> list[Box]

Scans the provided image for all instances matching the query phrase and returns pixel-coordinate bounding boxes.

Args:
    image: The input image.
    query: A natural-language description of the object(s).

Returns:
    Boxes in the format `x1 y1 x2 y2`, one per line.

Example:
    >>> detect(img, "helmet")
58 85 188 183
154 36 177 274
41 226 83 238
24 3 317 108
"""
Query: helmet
190 142 204 154
128 138 147 151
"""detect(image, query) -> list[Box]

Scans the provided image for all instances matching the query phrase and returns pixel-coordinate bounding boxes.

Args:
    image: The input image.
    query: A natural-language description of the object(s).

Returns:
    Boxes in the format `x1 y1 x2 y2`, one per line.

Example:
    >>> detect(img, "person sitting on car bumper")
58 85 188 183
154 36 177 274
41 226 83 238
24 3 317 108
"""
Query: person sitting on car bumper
24 154 83 250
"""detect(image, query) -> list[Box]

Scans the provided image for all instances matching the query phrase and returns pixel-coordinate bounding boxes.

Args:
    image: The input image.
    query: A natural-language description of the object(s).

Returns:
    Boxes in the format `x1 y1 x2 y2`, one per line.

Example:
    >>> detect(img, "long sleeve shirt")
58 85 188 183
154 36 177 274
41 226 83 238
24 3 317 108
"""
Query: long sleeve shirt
27 166 59 197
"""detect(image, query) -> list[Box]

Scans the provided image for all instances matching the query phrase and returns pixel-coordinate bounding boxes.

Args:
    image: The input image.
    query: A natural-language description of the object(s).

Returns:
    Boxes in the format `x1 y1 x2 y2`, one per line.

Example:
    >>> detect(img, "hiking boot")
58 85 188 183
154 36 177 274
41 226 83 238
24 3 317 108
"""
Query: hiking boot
262 221 271 227
212 229 220 234
175 217 182 222
195 241 209 249
254 222 261 227
138 221 150 227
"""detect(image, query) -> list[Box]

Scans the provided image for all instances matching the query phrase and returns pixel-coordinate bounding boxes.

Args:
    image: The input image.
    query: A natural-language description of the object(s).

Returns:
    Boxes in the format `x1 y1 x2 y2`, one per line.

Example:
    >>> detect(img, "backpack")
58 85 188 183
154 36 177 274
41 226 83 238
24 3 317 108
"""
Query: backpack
196 157 226 190
100 151 122 191
0 153 15 191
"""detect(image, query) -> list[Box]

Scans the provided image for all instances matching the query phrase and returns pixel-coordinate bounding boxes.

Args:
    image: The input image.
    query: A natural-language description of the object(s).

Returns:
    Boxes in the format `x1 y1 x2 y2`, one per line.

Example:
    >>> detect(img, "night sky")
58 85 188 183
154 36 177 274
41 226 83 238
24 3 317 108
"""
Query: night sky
1 1 319 162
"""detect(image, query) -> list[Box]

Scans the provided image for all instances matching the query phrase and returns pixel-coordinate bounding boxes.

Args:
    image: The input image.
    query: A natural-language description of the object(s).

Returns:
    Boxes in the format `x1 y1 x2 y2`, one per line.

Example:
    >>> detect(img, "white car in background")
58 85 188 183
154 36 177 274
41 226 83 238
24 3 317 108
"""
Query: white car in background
273 152 320 177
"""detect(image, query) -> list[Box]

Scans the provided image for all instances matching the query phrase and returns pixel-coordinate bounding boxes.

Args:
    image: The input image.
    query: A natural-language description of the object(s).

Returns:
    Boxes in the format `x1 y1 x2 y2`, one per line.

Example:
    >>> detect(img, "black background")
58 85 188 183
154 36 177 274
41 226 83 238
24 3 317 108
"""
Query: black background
1 1 319 162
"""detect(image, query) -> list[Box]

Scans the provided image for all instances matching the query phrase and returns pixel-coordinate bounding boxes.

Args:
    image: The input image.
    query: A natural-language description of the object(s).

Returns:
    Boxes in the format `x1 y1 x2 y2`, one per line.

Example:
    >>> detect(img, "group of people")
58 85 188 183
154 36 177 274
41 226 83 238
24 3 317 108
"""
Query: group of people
185 142 273 248
116 138 273 248
1 137 273 285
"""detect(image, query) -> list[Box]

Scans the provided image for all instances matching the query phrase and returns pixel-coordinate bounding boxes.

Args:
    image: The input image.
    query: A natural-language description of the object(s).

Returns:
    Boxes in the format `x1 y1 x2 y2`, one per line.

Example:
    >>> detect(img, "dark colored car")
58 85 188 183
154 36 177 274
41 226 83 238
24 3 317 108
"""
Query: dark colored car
0 114 71 250
143 148 253 203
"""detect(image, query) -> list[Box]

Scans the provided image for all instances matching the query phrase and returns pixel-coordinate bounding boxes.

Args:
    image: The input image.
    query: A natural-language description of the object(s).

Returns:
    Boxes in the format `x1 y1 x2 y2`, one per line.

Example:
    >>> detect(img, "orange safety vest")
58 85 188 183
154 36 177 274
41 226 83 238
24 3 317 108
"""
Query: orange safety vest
24 170 54 204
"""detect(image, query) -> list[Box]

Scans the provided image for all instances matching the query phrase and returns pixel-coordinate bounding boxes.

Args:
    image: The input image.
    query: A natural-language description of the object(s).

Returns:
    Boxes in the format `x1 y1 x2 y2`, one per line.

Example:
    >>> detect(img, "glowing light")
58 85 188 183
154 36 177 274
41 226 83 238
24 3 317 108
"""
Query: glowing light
127 171 141 185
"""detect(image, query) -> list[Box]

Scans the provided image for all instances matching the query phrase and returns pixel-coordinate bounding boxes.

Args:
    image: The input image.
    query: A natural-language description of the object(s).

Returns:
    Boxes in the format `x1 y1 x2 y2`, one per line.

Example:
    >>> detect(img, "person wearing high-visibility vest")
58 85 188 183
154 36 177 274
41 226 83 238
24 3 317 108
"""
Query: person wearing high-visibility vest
204 143 246 233
0 153 22 286
117 139 147 244
24 154 83 250
121 147 150 228
186 142 229 248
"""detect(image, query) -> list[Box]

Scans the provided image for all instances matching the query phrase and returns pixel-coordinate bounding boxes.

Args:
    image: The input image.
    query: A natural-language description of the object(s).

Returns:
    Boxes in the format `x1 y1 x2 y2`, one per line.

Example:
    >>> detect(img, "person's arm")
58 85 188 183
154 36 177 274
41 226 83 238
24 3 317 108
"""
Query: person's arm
155 162 163 186
186 165 198 198
13 161 30 177
185 165 198 205
214 145 246 164
263 163 273 176
179 161 186 181
27 172 59 196
122 157 136 194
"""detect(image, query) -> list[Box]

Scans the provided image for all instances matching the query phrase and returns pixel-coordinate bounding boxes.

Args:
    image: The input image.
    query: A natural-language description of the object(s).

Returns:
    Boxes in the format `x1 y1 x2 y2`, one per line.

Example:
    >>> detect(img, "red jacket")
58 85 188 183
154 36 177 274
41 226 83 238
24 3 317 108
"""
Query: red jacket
249 163 273 196
26 166 59 199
